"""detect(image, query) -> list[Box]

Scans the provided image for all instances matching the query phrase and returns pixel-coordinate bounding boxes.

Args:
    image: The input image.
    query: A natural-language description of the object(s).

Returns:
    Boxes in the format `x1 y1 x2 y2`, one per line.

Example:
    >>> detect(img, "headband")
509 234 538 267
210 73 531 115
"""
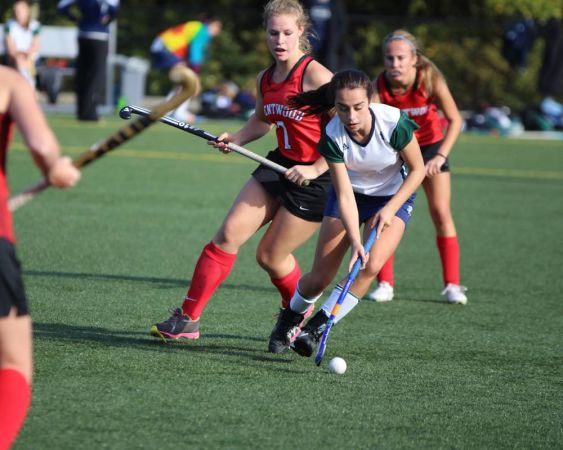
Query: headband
384 34 418 53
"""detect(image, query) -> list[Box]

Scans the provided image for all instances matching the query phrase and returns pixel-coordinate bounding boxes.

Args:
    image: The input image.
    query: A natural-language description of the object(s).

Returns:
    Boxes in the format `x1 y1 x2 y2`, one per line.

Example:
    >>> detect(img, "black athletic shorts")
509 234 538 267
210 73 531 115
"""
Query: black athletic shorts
252 149 332 222
421 140 450 172
0 238 29 317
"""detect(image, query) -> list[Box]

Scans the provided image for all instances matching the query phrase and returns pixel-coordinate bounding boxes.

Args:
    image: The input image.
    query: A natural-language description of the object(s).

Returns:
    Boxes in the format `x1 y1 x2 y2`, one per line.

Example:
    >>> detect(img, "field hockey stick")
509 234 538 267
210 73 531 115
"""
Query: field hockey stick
119 105 310 186
8 66 200 212
315 225 379 366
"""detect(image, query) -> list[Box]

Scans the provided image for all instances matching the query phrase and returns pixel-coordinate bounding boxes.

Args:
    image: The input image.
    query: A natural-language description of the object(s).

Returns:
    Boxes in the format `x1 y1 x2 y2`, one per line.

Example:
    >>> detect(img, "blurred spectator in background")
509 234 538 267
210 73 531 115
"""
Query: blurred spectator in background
3 0 41 88
501 17 563 132
199 79 256 120
538 18 563 129
150 18 222 122
501 17 537 73
232 81 257 120
57 0 120 122
303 0 348 71
465 104 523 136
538 18 563 99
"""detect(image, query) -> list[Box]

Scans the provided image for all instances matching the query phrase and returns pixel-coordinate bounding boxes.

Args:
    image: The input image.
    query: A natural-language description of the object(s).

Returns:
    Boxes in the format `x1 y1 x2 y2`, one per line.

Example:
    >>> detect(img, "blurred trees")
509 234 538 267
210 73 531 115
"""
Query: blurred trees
16 0 563 111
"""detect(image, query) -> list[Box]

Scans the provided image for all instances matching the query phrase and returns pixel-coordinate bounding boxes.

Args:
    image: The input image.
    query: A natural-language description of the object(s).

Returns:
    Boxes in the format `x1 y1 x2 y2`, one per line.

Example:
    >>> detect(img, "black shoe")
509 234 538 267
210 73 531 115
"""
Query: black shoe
268 308 304 353
291 310 329 357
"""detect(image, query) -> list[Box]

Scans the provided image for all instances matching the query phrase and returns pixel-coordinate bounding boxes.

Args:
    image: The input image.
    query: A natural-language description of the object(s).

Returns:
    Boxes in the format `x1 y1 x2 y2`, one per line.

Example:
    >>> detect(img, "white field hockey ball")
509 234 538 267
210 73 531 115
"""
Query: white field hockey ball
327 357 347 374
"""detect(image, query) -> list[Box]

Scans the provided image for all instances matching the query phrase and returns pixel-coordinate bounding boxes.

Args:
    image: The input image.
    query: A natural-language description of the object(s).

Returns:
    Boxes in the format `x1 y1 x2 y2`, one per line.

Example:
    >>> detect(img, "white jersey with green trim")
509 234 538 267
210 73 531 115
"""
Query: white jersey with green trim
321 103 415 196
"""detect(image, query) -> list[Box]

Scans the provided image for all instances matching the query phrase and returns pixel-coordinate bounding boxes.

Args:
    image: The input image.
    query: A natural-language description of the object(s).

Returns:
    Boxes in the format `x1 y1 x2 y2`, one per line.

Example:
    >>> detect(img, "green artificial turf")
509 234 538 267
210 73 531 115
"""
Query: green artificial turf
7 114 563 449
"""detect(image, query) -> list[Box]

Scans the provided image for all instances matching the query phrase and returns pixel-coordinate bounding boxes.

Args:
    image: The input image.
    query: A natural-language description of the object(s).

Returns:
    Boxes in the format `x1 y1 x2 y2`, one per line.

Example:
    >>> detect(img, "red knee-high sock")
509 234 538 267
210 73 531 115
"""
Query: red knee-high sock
181 242 237 320
437 235 460 285
271 260 301 309
377 253 395 286
0 368 31 450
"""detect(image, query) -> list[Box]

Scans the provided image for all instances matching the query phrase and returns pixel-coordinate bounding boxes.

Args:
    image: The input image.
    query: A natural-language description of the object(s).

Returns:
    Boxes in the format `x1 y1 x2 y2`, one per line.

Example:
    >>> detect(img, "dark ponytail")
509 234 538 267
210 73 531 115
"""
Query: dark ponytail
288 69 374 115
288 83 333 115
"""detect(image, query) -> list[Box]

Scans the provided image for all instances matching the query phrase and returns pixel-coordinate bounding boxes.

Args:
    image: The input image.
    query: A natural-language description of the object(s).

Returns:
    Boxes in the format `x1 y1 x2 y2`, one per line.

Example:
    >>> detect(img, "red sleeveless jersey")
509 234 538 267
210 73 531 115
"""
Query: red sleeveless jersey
0 112 15 243
260 55 323 163
376 71 444 146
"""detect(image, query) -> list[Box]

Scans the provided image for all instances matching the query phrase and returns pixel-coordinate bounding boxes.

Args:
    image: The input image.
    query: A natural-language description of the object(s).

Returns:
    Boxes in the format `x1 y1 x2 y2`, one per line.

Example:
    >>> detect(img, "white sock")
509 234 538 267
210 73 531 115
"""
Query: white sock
289 283 322 314
320 285 359 324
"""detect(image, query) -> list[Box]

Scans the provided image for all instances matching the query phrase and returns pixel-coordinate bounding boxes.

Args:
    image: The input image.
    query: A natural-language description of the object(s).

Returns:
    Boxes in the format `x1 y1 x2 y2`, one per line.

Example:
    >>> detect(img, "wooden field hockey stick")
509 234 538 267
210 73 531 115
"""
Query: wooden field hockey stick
119 105 310 186
314 226 378 366
8 66 200 212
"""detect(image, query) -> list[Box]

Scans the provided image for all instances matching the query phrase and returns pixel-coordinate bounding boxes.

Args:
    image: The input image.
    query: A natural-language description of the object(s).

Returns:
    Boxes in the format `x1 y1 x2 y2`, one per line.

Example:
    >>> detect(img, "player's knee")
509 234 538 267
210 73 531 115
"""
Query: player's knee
364 254 389 279
255 247 273 270
364 264 381 280
0 346 33 383
214 222 241 249
429 205 452 227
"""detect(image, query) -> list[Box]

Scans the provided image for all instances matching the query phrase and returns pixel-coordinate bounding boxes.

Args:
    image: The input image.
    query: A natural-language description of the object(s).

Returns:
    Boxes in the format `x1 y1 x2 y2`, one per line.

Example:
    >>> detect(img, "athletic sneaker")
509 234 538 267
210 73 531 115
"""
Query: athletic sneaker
367 281 394 302
150 308 200 341
290 310 329 357
441 283 468 305
268 308 304 353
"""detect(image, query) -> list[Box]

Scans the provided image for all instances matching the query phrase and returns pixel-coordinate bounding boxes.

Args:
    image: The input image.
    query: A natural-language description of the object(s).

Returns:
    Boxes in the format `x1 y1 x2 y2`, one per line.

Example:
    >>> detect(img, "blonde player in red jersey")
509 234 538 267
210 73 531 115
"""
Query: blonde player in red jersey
0 65 80 450
368 29 467 304
150 0 334 352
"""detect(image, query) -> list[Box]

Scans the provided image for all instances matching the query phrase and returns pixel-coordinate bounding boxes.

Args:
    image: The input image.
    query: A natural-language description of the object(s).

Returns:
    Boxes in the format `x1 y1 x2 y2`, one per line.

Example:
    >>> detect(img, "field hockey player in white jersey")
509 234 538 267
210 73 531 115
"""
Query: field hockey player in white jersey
268 69 426 357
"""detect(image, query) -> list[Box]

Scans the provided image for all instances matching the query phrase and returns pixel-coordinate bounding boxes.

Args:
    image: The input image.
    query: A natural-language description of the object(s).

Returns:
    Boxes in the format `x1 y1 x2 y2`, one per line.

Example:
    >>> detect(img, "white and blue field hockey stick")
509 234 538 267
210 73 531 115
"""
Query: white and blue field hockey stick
315 225 378 366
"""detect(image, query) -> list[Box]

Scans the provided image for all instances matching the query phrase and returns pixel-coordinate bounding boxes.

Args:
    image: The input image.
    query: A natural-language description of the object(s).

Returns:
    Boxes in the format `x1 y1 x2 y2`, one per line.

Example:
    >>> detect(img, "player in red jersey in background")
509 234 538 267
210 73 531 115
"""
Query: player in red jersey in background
369 29 467 304
150 0 333 352
0 66 80 450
